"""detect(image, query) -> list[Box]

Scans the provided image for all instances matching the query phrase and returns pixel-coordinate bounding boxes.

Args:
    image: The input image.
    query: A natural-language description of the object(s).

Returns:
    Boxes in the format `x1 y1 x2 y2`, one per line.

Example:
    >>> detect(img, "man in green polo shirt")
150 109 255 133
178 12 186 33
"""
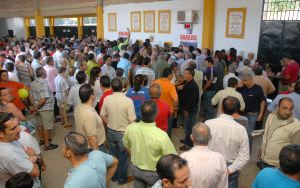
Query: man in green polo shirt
123 100 177 188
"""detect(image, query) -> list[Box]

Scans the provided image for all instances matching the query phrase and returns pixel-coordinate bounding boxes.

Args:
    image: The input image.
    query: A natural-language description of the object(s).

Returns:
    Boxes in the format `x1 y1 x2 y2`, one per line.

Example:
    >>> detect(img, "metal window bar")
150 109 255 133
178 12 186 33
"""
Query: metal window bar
262 0 300 20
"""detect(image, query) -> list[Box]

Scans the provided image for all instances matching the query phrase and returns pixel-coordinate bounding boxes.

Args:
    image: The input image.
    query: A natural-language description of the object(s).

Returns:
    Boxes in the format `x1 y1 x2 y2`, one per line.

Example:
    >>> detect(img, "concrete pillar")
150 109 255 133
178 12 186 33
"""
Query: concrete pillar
202 0 215 50
96 0 104 40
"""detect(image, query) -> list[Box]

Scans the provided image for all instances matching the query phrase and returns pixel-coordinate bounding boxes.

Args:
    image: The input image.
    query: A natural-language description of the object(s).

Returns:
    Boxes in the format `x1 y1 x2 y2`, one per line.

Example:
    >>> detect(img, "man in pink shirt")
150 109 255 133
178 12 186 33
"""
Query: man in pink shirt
43 56 59 118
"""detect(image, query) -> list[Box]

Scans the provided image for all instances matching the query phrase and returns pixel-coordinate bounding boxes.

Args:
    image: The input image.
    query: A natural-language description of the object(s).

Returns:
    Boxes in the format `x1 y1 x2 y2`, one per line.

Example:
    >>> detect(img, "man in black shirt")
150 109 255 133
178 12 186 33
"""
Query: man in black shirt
179 68 199 151
237 74 266 152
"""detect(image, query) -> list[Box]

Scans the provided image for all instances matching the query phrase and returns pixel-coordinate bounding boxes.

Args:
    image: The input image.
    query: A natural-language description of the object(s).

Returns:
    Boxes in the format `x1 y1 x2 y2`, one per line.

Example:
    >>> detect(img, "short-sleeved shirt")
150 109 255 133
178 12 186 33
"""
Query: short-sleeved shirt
252 168 300 188
117 58 132 79
16 63 32 87
126 87 150 120
74 103 106 147
136 67 156 86
64 151 113 188
98 89 113 112
204 67 217 91
100 92 136 132
101 64 116 80
30 78 54 111
68 84 84 109
0 141 35 188
154 99 171 132
153 78 178 112
87 60 99 78
237 84 265 113
123 121 177 171
282 61 300 84
44 64 57 93
55 74 69 101
0 81 25 110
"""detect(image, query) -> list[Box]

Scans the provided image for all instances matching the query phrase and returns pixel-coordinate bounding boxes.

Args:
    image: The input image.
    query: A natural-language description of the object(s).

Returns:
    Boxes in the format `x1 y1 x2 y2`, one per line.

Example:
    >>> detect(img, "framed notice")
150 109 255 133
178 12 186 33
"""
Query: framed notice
131 11 141 32
108 13 117 32
144 11 155 33
225 8 247 39
158 10 171 33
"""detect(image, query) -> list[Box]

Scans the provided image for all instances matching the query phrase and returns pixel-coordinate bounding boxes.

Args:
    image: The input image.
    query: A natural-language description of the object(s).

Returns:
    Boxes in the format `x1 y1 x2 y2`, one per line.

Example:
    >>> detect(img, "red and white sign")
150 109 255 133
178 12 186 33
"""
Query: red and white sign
180 34 197 41
118 31 129 38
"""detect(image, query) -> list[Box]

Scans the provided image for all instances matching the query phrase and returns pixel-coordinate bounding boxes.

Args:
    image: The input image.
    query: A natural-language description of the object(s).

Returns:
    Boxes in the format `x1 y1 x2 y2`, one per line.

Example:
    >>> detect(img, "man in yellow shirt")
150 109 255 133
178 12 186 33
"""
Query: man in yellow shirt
86 53 98 78
123 100 177 188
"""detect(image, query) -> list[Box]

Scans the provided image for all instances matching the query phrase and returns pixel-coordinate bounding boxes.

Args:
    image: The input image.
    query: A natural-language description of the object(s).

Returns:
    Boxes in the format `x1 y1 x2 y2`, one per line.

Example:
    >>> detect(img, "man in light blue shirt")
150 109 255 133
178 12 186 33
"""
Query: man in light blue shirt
252 144 300 188
117 53 132 79
63 132 118 188
268 82 300 120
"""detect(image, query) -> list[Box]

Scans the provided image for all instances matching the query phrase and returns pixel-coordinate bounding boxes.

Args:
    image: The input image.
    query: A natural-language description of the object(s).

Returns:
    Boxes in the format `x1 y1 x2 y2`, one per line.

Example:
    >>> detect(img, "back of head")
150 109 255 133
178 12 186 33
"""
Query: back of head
192 122 211 145
64 132 89 156
35 67 44 78
243 59 250 66
20 46 26 53
79 84 94 103
142 57 151 66
76 71 87 84
188 60 197 69
156 154 188 183
228 64 237 73
162 67 172 78
58 67 66 74
116 68 124 77
279 144 300 175
111 78 123 92
133 74 144 92
5 62 14 72
45 56 54 65
100 75 111 88
5 172 33 188
88 53 94 61
149 83 161 99
205 56 214 65
254 67 263 76
228 77 238 87
222 96 239 115
123 53 130 60
18 55 26 63
294 82 300 94
33 51 41 60
141 100 157 123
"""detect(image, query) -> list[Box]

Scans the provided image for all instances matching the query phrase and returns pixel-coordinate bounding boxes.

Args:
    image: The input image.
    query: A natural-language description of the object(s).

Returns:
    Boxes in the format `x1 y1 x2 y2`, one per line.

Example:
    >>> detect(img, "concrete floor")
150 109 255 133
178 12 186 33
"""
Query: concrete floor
40 116 261 188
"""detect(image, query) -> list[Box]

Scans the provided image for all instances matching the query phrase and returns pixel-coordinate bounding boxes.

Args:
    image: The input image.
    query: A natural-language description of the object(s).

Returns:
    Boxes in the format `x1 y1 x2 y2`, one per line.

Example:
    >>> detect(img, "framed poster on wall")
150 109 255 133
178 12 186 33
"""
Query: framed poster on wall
108 13 117 32
225 8 247 39
131 11 141 32
144 11 155 33
158 10 171 33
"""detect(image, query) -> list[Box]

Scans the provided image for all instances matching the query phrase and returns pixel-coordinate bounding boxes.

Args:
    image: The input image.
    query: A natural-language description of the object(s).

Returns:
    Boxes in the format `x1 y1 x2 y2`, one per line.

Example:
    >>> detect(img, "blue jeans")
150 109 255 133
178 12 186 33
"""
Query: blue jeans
183 111 197 147
228 171 239 188
245 113 258 153
203 90 216 120
107 128 129 184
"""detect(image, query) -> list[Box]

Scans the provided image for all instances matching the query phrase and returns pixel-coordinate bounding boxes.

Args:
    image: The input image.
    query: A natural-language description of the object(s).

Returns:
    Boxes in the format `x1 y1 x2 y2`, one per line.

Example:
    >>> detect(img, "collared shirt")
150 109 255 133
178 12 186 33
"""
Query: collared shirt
117 58 132 79
151 180 163 188
237 84 265 113
55 74 69 101
196 55 207 72
212 87 245 116
154 78 178 112
152 60 170 79
180 59 193 75
31 59 42 73
177 58 185 74
205 114 250 173
100 92 136 132
87 60 99 78
180 146 228 188
267 92 300 121
123 121 177 171
136 67 155 86
68 84 84 109
30 78 54 111
181 79 199 112
101 64 116 80
223 73 240 89
253 75 275 96
8 72 19 82
74 103 106 147
44 64 57 93
261 113 300 166
153 99 171 132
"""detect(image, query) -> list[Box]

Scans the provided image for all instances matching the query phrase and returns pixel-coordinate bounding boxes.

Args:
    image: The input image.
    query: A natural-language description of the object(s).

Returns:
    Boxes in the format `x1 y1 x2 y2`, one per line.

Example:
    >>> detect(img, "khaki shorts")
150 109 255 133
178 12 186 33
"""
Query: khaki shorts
37 110 54 130
57 100 70 112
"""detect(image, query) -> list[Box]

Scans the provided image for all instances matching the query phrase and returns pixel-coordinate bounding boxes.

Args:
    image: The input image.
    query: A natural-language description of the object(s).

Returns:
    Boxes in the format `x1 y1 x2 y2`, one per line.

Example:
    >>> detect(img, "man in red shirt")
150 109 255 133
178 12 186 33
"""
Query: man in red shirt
99 75 113 113
149 83 171 132
277 55 300 92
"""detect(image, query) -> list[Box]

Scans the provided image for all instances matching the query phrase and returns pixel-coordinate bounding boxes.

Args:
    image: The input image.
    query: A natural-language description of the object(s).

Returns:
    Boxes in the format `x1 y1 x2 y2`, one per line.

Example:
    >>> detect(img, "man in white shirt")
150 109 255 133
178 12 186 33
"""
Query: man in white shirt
53 44 64 69
101 55 116 80
205 96 250 188
223 64 240 89
68 71 87 109
212 77 245 116
180 122 228 188
136 57 155 87
5 62 19 82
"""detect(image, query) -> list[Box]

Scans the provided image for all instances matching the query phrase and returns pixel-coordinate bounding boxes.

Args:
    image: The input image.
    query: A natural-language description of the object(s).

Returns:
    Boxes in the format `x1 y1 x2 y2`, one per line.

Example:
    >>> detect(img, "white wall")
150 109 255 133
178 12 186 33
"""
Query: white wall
0 17 25 39
214 0 264 59
104 0 203 47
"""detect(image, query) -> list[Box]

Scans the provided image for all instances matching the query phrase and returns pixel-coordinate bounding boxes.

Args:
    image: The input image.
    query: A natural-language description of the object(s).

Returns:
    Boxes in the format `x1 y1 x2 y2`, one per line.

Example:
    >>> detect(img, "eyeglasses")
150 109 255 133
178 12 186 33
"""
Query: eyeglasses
0 113 13 126
64 131 77 149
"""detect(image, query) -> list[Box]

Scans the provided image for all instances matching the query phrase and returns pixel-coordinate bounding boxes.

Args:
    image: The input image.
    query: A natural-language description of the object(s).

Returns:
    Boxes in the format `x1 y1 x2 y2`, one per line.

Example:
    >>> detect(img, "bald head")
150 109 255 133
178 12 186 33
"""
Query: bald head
191 122 211 145
149 83 161 99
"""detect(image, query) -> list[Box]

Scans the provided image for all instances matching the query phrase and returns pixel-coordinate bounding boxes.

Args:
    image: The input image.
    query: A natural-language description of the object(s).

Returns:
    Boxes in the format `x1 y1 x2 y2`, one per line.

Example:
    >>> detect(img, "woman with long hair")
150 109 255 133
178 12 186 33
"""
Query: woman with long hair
126 74 150 121
88 66 102 114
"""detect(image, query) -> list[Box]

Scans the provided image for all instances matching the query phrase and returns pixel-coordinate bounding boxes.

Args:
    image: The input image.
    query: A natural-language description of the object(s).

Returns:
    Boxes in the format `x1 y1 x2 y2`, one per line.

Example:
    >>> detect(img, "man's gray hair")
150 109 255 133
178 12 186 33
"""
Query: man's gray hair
65 132 89 156
228 64 236 73
192 122 211 145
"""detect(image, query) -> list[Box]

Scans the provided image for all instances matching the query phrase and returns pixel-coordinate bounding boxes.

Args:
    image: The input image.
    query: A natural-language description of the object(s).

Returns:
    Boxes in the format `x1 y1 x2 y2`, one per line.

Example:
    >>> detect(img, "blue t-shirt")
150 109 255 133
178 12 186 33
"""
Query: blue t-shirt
126 87 150 120
64 151 113 188
117 58 132 78
252 168 300 188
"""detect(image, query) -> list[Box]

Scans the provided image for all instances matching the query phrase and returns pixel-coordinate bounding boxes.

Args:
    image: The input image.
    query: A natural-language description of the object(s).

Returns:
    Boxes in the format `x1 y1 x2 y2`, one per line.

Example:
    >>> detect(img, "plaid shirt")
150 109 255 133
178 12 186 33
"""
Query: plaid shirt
30 78 54 111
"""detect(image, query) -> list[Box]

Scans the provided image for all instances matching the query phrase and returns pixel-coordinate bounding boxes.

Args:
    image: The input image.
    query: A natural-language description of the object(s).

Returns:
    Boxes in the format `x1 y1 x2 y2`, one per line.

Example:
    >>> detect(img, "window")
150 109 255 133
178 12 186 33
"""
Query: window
44 18 49 26
29 19 36 26
263 0 300 20
83 17 97 26
54 18 78 26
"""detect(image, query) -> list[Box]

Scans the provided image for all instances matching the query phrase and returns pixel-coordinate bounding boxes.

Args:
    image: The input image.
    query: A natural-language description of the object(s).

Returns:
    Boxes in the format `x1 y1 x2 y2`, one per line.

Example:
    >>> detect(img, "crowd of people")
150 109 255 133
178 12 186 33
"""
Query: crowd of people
0 30 299 188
